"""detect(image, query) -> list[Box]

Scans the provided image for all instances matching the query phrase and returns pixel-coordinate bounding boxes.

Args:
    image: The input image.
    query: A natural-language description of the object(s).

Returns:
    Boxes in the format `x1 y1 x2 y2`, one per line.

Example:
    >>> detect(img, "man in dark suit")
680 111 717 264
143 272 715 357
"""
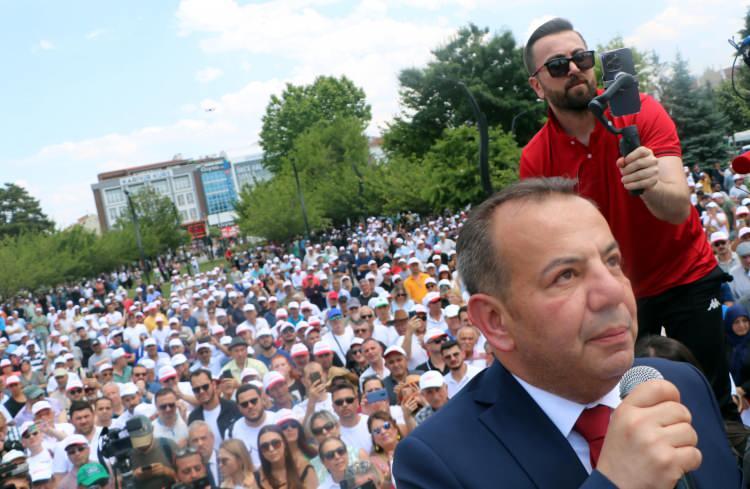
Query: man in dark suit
393 178 741 488
187 369 240 448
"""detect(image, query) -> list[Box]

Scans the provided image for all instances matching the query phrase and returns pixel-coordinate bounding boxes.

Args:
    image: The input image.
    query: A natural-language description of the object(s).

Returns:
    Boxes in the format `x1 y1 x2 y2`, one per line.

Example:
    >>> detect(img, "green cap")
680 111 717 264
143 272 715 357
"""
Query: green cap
77 463 109 486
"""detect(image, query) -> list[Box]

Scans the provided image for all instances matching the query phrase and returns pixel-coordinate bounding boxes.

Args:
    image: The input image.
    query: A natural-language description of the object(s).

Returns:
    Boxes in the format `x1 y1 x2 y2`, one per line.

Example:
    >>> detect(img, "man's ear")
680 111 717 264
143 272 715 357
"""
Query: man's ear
467 294 515 353
528 76 545 101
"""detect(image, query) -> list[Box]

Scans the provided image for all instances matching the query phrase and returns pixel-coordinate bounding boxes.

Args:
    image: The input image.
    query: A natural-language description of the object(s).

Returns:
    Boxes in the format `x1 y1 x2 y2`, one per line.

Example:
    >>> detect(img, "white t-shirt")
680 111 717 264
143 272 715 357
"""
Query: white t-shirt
52 427 102 474
227 412 277 468
444 364 484 398
339 415 372 454
202 404 222 451
153 416 189 444
397 335 428 370
322 328 354 364
124 324 149 349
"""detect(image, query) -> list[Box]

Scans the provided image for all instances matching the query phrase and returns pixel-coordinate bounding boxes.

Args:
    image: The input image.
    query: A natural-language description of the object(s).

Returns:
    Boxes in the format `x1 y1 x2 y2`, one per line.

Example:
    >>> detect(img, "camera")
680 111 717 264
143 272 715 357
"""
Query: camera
171 477 210 489
0 462 29 488
100 416 147 459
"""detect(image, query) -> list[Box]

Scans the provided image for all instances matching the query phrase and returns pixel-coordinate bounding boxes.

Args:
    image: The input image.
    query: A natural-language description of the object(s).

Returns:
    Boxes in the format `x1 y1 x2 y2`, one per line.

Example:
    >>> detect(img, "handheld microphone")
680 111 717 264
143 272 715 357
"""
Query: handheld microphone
619 366 697 489
732 151 750 175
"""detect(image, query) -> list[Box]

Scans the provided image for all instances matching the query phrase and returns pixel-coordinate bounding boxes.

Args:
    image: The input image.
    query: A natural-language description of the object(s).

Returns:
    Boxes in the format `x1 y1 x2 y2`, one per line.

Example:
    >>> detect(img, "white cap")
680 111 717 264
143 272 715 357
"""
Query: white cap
444 304 461 318
414 304 428 314
171 354 188 367
740 227 750 239
66 378 84 391
263 371 286 392
242 304 256 312
98 363 113 373
32 400 52 415
158 366 178 381
419 370 446 390
5 375 20 386
422 292 441 306
256 327 273 338
384 345 407 358
63 433 89 449
407 257 421 266
313 341 334 356
19 421 35 436
738 206 750 217
710 231 729 243
168 338 183 349
143 338 157 348
196 342 212 352
2 450 25 464
288 301 300 309
111 348 128 361
30 464 53 483
425 277 437 286
290 343 309 357
220 335 233 346
350 337 364 346
240 367 260 380
119 382 138 397
210 325 225 335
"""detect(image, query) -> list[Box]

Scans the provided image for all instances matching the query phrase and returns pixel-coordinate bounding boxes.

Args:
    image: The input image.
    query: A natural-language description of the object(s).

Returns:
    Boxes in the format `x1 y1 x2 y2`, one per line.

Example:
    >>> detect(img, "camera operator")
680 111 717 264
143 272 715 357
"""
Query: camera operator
519 17 735 419
128 415 178 489
173 448 212 489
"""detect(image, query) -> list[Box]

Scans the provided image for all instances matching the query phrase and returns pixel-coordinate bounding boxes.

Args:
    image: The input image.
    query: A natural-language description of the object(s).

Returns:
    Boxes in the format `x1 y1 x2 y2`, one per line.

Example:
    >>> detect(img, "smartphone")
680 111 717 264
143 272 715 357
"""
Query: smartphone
142 464 152 472
309 371 321 384
600 48 640 116
365 389 389 404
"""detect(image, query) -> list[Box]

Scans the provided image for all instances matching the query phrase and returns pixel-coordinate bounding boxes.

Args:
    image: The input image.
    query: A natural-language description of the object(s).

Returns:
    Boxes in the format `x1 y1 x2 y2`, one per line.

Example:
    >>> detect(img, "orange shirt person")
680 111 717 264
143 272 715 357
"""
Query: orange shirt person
403 258 430 304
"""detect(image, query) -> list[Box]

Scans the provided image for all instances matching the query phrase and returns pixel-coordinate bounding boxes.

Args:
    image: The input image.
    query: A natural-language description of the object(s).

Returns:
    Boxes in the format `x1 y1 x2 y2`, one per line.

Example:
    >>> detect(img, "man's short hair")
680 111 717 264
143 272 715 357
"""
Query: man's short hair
457 177 577 298
523 17 584 75
330 381 357 398
361 375 385 391
69 400 93 417
189 369 212 382
154 388 176 404
440 339 460 354
235 383 261 400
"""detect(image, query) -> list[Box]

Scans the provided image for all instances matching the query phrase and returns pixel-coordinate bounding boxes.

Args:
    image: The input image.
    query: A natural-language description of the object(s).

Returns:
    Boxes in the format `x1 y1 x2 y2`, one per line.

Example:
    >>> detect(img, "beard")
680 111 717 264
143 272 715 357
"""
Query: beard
545 76 597 112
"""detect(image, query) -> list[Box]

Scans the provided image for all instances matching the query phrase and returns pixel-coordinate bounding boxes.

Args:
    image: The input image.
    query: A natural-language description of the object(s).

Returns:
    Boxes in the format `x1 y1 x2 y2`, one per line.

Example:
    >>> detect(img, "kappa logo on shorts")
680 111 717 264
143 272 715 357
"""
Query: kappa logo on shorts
707 298 721 311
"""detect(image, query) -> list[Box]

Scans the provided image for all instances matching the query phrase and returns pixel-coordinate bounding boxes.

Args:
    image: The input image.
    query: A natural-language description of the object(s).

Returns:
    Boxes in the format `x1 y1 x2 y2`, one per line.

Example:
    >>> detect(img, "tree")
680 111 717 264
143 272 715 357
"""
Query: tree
383 24 543 158
115 187 188 257
0 183 54 239
660 54 728 167
594 36 666 96
260 76 371 174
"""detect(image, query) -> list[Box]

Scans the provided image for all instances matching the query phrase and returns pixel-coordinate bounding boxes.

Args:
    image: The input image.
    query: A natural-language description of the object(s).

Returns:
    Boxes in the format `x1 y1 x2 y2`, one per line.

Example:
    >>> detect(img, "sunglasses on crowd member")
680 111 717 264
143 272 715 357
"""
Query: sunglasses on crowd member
191 383 211 394
353 328 369 335
360 314 374 320
429 336 448 345
396 293 407 298
22 428 39 439
350 348 363 355
69 388 83 395
238 398 260 409
322 446 347 461
260 439 282 453
532 50 595 78
334 396 356 407
158 403 176 411
65 444 88 455
311 421 336 436
416 313 427 320
279 421 297 431
372 422 392 436
84 386 97 394
713 241 727 247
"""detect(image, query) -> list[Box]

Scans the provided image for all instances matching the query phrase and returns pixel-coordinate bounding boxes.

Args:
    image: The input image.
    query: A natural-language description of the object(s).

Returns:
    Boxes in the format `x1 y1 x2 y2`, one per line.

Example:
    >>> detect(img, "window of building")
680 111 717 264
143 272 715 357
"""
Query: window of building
151 179 169 195
173 175 191 191
189 208 198 220
185 192 195 204
180 210 188 222
176 194 185 207
104 188 125 206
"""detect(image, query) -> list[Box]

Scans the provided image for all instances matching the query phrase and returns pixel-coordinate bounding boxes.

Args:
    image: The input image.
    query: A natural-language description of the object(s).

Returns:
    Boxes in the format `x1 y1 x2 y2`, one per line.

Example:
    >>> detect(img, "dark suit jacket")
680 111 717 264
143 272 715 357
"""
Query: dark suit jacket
187 398 241 440
393 357 740 488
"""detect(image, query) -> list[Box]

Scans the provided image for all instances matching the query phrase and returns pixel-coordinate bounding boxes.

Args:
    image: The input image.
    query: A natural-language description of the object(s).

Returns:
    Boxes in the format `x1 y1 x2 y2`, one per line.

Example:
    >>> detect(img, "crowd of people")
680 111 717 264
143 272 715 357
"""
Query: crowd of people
0 214 491 489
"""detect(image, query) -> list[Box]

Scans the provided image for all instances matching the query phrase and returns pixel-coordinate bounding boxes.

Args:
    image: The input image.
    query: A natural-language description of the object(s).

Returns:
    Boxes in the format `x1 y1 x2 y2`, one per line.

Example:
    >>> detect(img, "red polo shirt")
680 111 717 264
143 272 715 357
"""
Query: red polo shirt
520 93 715 298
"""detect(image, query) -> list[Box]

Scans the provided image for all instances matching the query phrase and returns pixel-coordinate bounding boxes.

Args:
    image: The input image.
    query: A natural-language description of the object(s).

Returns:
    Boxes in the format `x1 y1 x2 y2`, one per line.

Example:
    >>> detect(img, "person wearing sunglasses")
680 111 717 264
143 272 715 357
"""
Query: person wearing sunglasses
390 286 414 316
274 411 316 467
710 231 738 274
153 388 189 445
54 434 91 489
19 422 52 475
307 410 368 483
256 425 315 489
226 384 276 469
330 383 372 454
218 439 258 489
367 411 402 488
415 328 448 375
521 17 735 420
187 369 241 452
316 437 350 489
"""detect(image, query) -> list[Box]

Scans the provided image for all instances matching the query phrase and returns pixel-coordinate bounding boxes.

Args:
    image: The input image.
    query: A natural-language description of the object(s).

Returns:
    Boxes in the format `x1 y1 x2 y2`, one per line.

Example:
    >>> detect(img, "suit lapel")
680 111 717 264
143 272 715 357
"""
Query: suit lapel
474 363 589 488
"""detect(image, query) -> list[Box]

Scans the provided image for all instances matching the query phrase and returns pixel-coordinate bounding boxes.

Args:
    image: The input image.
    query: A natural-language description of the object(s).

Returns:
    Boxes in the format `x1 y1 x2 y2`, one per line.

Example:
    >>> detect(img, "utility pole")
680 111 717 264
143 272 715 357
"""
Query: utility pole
124 190 150 285
289 157 311 240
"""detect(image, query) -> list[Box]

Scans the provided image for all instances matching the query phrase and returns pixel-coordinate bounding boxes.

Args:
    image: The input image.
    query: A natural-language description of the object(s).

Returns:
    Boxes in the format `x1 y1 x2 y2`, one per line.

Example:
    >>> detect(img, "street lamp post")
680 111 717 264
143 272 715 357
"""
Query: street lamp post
441 79 492 198
289 157 311 240
123 190 151 285
511 99 544 136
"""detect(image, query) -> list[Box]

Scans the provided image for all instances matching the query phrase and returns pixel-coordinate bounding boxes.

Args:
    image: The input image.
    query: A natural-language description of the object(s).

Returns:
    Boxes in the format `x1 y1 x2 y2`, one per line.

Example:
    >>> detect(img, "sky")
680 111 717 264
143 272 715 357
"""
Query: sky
0 0 746 227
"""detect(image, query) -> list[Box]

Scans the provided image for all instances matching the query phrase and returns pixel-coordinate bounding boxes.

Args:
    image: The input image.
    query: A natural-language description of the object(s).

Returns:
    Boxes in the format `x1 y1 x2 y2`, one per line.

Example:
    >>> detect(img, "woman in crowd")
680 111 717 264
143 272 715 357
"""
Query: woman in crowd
276 412 317 468
725 304 750 402
19 359 44 388
316 437 350 489
390 286 414 315
367 411 401 487
218 439 258 489
345 340 368 377
256 425 317 489
272 355 305 402
307 410 369 482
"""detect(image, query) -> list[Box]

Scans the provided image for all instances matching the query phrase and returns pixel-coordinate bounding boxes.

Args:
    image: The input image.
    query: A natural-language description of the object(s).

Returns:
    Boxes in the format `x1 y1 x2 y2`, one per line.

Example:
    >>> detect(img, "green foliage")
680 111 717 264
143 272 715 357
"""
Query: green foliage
383 24 543 158
717 8 750 134
260 76 372 174
0 183 55 239
593 36 665 96
114 187 188 256
660 53 729 166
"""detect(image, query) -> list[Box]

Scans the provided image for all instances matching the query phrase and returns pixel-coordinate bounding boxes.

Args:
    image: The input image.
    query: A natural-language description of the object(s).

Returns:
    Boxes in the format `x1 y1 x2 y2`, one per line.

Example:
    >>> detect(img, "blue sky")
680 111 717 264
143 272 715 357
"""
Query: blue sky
1 0 745 226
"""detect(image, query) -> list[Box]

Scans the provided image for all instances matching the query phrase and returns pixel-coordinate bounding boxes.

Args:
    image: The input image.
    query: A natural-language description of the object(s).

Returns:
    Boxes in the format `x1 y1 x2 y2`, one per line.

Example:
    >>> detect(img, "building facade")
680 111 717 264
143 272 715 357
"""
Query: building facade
91 153 269 238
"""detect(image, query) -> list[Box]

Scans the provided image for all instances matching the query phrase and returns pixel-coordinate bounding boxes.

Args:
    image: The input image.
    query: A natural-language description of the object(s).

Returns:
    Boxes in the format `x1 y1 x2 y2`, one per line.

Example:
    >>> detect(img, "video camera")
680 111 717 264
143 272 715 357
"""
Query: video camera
99 416 147 459
171 477 210 489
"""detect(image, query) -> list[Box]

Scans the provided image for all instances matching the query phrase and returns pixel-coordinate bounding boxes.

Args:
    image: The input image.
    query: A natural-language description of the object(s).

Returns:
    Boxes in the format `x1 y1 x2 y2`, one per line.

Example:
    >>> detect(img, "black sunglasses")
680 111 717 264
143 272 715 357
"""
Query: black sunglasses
322 446 347 460
333 396 356 407
360 314 374 319
311 421 336 436
429 336 448 345
69 388 83 395
260 439 282 452
65 445 88 455
158 403 176 411
239 398 260 408
279 421 297 431
191 383 211 394
532 50 595 78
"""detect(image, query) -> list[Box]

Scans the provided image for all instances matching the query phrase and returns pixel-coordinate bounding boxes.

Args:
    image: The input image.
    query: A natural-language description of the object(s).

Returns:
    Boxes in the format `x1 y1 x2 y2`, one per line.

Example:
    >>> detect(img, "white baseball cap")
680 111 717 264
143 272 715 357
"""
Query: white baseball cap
419 370 445 390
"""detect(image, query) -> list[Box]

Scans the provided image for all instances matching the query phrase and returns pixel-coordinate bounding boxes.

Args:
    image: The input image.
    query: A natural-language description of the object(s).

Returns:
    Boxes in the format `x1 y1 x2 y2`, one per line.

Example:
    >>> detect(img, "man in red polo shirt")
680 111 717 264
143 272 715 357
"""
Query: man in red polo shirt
519 18 732 416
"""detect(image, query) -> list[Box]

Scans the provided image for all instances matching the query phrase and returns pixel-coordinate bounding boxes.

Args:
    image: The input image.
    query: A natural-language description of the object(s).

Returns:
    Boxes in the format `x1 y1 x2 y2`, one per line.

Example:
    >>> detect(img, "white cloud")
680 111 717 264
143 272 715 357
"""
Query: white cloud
38 40 54 50
195 67 224 83
86 29 106 40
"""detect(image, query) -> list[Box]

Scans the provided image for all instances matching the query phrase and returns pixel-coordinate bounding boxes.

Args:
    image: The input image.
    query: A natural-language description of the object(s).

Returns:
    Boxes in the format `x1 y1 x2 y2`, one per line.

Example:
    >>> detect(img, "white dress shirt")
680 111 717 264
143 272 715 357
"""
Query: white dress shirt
513 375 621 474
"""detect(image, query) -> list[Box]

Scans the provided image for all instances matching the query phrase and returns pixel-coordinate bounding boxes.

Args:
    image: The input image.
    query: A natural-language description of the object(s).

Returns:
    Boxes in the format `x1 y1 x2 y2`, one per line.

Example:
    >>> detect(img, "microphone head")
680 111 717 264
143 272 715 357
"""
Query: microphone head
619 365 663 399
732 151 750 175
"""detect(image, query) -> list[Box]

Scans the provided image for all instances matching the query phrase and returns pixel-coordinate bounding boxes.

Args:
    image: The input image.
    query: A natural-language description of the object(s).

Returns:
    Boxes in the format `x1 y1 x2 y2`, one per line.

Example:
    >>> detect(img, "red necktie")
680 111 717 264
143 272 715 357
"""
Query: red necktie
574 405 612 469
